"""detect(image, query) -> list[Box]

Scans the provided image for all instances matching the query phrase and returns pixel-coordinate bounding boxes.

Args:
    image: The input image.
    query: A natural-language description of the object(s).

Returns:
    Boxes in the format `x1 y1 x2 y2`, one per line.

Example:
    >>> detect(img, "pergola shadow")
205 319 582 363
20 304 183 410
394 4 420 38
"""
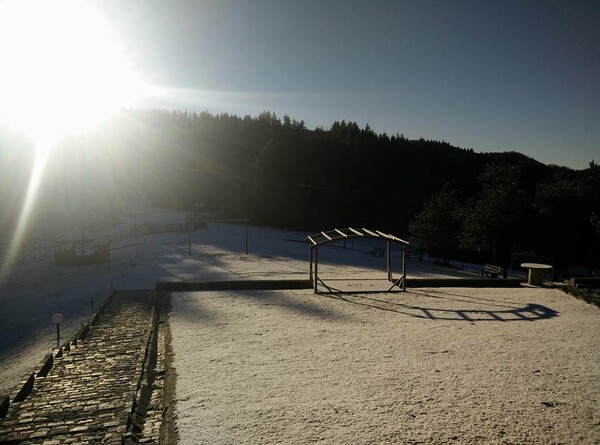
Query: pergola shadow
316 277 406 294
324 292 559 322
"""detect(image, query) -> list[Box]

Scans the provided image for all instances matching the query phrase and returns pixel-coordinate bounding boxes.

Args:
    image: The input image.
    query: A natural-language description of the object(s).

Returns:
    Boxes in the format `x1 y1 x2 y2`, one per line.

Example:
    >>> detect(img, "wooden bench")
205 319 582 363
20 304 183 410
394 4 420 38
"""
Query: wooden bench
481 263 502 278
369 247 385 257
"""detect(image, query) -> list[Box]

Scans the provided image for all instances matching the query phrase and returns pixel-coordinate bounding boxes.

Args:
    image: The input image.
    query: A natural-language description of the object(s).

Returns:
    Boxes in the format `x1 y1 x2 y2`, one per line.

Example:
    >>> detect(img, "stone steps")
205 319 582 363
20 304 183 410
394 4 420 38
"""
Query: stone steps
0 291 165 444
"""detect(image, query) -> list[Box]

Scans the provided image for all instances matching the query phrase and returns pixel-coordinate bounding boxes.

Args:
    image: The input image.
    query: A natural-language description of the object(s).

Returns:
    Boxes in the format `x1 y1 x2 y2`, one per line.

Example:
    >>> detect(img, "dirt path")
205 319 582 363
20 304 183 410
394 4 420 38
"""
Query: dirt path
170 287 600 444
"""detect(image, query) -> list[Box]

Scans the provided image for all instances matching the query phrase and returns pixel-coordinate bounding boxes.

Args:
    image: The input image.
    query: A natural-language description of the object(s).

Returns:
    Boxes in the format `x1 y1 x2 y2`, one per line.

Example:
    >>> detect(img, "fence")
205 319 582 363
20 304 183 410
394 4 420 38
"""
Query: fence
0 222 191 268
0 242 55 267
108 223 188 243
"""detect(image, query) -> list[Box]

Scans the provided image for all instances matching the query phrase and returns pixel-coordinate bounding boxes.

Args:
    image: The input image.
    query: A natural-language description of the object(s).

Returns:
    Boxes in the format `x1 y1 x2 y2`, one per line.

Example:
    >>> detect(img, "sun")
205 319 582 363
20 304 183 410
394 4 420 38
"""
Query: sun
0 0 150 145
0 0 154 284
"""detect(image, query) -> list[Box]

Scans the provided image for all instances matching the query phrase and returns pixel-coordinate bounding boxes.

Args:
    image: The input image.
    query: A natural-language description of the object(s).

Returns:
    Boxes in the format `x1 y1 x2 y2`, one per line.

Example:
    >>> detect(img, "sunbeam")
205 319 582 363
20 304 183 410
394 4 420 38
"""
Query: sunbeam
0 143 52 284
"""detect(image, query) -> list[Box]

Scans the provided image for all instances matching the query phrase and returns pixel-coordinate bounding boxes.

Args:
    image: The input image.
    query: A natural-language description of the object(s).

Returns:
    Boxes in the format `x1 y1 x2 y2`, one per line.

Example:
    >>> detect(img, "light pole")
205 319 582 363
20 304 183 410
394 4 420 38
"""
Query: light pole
52 313 63 348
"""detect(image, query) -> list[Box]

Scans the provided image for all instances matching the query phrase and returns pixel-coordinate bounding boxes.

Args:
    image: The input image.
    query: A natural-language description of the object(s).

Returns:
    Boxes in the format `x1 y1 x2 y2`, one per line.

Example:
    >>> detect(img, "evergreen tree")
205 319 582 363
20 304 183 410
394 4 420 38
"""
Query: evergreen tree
461 163 530 275
409 184 463 259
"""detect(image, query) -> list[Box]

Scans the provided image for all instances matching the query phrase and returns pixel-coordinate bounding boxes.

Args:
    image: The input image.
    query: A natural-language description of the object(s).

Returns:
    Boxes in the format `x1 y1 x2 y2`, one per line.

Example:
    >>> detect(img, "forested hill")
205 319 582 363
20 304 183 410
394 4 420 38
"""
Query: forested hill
1 109 598 272
101 110 573 230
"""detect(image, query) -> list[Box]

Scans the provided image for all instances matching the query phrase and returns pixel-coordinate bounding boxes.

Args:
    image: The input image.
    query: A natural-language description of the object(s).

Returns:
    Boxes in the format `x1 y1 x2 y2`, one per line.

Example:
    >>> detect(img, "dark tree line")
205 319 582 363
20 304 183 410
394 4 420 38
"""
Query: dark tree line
410 162 600 277
0 110 598 276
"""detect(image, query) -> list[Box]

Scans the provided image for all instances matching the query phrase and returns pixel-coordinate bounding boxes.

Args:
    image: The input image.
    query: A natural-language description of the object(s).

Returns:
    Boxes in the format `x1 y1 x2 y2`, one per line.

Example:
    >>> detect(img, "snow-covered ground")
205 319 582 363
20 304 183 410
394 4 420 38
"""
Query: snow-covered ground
1 206 487 396
170 288 600 444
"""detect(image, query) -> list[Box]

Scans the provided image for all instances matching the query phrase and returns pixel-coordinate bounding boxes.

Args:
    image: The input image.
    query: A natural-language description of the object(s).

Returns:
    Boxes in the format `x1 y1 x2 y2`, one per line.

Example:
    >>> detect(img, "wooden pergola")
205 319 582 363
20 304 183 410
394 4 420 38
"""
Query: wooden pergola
305 228 410 293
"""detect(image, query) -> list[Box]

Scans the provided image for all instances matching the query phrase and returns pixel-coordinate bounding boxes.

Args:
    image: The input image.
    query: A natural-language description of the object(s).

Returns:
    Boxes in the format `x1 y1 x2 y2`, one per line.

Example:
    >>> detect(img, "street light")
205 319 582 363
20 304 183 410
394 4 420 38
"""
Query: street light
51 313 63 348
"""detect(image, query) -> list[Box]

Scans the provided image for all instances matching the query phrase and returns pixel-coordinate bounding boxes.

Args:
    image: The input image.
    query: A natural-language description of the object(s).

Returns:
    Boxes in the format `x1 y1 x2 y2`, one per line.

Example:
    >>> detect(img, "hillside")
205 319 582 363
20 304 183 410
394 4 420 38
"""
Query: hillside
1 110 598 274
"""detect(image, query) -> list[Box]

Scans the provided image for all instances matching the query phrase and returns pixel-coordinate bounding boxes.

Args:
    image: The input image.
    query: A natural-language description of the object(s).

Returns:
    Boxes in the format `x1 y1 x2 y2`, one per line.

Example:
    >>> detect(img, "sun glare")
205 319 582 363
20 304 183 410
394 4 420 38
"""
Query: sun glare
0 0 153 284
0 0 149 144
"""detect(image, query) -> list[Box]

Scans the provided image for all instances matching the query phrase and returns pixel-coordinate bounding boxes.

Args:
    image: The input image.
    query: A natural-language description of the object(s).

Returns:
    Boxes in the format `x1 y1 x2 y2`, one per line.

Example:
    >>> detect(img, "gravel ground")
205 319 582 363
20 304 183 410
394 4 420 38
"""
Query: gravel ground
170 286 600 444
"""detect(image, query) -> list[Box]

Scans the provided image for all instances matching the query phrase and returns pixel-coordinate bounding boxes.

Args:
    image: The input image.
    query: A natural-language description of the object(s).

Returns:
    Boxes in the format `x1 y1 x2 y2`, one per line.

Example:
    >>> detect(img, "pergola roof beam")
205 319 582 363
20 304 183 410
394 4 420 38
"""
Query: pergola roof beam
348 227 364 237
362 228 379 237
376 230 410 245
321 231 333 241
334 228 348 238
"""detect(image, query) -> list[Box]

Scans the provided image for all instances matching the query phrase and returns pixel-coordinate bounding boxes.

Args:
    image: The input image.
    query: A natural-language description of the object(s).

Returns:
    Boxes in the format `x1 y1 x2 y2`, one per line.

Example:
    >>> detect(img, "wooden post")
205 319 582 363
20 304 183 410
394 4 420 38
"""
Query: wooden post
245 217 248 255
386 240 391 281
309 246 313 286
402 245 407 291
314 246 319 293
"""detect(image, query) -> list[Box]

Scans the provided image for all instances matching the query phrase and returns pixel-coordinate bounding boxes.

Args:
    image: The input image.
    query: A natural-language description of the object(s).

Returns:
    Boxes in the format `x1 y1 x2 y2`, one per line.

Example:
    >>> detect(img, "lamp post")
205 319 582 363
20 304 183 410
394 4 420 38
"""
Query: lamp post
52 313 63 348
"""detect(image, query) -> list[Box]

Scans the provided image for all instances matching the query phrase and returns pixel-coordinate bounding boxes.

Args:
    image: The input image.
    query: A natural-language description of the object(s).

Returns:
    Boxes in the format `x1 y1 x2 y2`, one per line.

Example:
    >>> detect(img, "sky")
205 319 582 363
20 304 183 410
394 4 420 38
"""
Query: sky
94 0 599 169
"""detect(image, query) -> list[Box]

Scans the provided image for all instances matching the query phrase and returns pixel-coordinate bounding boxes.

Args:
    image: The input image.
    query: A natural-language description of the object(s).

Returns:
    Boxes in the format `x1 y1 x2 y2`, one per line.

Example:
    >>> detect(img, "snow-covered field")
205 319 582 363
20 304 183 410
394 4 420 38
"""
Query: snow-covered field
0 206 481 396
170 288 600 444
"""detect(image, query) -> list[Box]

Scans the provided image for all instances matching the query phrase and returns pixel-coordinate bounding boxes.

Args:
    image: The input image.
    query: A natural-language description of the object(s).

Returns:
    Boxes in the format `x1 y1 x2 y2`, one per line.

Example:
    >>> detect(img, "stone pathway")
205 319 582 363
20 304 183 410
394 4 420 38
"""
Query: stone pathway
0 290 164 444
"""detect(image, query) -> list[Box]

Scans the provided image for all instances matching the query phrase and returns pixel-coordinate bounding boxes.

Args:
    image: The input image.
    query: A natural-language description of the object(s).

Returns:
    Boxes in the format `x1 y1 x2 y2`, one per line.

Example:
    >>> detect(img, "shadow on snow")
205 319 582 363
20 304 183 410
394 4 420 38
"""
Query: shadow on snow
323 291 558 322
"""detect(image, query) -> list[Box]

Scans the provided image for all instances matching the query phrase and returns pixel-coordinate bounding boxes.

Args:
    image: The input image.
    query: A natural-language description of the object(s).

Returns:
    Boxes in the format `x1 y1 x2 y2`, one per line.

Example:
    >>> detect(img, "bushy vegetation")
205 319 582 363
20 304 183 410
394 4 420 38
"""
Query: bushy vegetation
412 161 600 277
561 285 600 308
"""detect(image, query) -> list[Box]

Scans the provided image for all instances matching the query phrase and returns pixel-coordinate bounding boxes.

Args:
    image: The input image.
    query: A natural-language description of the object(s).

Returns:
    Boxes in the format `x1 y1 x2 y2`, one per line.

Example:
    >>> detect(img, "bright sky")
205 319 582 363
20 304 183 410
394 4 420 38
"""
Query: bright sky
0 0 149 144
21 1 600 168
